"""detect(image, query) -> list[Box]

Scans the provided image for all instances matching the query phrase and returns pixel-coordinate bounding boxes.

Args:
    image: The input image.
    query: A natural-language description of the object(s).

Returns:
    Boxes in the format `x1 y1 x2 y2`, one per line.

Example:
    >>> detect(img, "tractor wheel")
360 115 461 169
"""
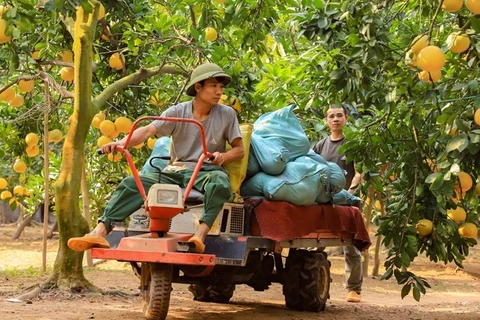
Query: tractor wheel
282 249 303 310
300 252 330 312
189 282 235 303
142 263 173 320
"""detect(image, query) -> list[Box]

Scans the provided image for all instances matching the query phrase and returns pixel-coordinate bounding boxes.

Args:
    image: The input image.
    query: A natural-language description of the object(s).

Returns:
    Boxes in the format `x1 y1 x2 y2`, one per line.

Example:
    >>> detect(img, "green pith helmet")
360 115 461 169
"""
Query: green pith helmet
185 63 232 97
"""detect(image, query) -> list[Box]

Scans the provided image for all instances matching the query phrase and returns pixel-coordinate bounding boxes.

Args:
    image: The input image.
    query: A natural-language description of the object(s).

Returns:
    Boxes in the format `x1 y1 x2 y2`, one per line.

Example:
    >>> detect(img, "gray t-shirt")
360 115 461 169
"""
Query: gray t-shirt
151 100 242 170
313 137 355 190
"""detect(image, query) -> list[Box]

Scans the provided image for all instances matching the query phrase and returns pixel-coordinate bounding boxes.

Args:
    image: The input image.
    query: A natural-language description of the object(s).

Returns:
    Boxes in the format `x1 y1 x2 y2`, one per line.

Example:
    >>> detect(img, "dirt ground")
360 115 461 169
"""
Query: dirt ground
0 224 479 320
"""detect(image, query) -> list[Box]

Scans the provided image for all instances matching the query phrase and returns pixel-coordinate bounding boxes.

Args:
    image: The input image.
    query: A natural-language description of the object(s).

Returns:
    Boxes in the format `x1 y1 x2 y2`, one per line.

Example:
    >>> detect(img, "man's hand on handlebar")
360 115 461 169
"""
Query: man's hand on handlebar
101 141 123 154
210 151 225 166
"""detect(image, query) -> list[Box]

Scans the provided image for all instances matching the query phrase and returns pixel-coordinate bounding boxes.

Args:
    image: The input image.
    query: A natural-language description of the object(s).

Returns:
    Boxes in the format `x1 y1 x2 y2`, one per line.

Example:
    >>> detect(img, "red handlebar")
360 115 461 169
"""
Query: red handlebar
112 116 212 204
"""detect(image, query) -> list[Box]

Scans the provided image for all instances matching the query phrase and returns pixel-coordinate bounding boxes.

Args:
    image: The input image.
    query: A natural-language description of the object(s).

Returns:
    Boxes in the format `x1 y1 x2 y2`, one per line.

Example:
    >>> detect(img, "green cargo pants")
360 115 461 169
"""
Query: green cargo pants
99 167 232 233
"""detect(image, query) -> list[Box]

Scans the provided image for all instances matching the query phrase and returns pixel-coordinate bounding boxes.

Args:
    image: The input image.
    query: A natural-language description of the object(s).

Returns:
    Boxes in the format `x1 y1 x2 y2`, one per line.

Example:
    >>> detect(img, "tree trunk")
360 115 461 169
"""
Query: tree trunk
372 196 386 277
361 184 375 277
47 221 58 239
49 5 98 290
12 214 34 240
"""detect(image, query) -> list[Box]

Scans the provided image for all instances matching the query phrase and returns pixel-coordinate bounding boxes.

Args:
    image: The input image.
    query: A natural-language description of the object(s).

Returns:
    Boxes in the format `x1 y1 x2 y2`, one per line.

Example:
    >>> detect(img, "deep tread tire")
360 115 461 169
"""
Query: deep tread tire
142 263 173 320
282 249 303 310
300 252 330 312
189 282 235 303
283 250 331 312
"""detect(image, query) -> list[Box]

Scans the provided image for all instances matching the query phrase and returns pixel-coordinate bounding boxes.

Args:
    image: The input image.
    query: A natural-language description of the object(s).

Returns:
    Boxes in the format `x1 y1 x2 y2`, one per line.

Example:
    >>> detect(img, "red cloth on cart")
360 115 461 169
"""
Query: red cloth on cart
248 199 371 251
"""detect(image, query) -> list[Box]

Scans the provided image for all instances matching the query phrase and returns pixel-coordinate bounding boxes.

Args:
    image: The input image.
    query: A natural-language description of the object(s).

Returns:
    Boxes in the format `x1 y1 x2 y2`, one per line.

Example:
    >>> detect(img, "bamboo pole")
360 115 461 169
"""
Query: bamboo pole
42 78 51 273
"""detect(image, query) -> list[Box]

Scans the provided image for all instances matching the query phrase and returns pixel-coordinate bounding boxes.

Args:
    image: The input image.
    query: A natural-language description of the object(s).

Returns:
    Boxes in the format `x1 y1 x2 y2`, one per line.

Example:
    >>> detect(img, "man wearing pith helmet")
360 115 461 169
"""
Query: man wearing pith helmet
67 62 244 254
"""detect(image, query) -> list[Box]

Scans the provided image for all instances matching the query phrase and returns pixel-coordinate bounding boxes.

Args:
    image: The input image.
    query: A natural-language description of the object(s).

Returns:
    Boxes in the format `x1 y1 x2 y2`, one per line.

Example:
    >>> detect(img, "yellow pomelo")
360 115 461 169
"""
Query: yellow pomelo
417 46 445 72
389 173 398 181
115 117 133 133
109 52 124 70
458 222 478 239
456 171 473 192
0 178 7 189
147 137 157 150
26 145 40 157
418 70 441 83
133 142 144 149
60 67 74 82
99 119 116 136
94 111 106 122
446 33 470 53
13 185 24 196
10 95 24 107
442 0 463 12
97 135 112 148
31 51 40 60
374 200 382 211
59 50 73 63
107 129 119 139
91 116 102 128
416 219 433 237
466 0 480 14
48 129 63 143
474 109 480 126
411 35 429 54
0 19 12 44
13 160 27 173
205 27 218 41
1 190 12 200
18 80 35 93
447 206 467 224
0 86 15 101
25 133 39 146
108 152 122 162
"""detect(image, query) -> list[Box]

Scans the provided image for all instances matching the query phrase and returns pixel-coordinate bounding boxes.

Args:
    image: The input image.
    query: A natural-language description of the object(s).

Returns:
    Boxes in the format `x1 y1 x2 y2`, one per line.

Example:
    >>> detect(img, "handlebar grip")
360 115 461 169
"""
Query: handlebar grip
96 148 104 155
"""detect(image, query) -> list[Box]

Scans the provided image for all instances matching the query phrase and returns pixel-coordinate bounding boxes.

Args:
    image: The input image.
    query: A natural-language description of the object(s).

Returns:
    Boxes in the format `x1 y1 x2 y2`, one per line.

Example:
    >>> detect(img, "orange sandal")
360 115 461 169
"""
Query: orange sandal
187 236 205 254
67 235 110 252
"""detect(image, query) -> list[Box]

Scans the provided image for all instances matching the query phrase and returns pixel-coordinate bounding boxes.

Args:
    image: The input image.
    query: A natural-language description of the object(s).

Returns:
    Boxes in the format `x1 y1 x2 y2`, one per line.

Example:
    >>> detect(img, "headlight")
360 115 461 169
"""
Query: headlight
156 189 179 204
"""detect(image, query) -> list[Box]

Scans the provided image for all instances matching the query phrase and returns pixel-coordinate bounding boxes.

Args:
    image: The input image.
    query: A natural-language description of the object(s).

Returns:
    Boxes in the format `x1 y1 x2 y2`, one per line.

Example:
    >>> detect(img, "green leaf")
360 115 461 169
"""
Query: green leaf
401 283 412 299
446 136 469 153
470 16 480 33
412 286 421 301
425 172 442 184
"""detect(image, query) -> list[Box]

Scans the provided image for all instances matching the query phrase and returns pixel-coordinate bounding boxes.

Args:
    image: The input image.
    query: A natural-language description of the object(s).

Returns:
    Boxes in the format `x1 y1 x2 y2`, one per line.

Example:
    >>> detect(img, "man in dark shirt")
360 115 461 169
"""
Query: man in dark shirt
313 104 364 303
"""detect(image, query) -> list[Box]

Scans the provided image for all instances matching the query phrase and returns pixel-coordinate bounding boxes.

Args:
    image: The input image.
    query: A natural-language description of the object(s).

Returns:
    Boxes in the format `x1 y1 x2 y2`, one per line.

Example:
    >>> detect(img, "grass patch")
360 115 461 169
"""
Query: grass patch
1 265 52 279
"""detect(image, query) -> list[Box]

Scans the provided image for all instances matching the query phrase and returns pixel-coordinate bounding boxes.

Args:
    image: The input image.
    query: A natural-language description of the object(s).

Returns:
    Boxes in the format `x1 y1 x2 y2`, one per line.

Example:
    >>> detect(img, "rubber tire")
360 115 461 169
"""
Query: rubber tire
189 282 235 303
282 249 304 310
283 250 331 312
143 263 173 320
300 252 330 312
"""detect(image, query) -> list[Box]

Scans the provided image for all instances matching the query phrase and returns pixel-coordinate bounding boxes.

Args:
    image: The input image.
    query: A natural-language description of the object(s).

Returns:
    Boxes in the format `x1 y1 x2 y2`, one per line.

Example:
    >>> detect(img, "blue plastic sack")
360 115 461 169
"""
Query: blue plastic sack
252 104 311 162
332 189 361 206
241 156 331 206
249 134 287 175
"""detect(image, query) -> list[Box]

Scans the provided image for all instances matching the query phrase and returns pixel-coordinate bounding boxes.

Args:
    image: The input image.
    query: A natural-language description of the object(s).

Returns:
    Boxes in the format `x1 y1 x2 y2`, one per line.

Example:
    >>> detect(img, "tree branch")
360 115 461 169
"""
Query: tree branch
92 65 187 110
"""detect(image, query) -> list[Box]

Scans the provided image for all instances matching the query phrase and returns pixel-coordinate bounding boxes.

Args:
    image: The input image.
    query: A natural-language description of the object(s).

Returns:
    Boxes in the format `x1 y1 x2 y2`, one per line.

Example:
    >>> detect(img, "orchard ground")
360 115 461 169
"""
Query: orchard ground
0 224 479 320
